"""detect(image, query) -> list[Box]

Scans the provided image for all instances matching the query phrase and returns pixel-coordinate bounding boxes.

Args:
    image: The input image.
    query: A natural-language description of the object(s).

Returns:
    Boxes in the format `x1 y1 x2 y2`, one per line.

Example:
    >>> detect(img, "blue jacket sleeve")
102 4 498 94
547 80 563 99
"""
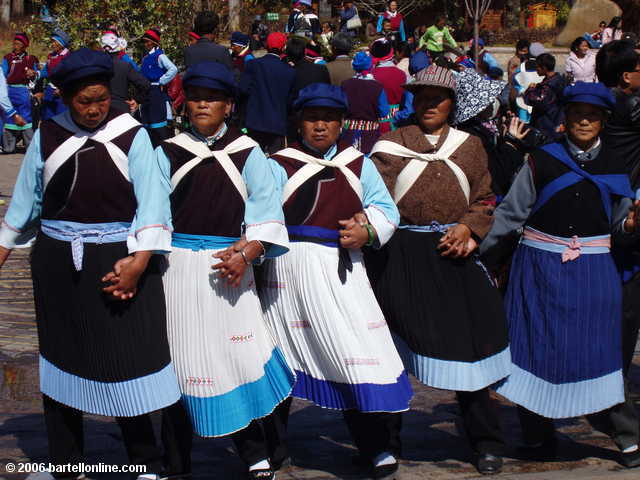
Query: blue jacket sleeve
127 128 173 253
158 54 178 86
399 20 406 42
0 70 16 117
376 15 383 32
393 91 414 127
361 156 399 247
1 59 9 76
242 147 289 257
377 89 390 118
0 131 44 248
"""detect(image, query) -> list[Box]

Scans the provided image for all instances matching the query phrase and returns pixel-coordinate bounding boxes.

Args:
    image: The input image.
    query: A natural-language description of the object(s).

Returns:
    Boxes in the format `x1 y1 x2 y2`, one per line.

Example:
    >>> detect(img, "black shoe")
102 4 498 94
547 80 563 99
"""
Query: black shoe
271 456 291 471
621 449 640 468
248 469 275 480
371 462 399 479
475 453 503 475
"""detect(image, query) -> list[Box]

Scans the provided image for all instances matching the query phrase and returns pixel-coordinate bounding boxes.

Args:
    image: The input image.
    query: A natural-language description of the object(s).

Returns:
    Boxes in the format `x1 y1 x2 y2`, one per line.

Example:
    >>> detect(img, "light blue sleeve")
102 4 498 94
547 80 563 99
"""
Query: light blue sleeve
399 20 406 42
377 88 390 118
376 15 383 32
127 128 173 254
0 70 16 117
484 52 499 70
157 54 178 86
0 130 44 249
1 59 9 76
242 147 289 257
154 145 173 198
361 156 399 247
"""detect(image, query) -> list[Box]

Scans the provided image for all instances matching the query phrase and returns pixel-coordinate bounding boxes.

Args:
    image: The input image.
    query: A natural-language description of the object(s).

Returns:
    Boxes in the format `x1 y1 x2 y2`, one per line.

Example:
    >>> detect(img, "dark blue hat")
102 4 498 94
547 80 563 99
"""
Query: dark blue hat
183 61 235 96
50 47 113 90
409 51 430 75
51 28 71 48
293 83 348 111
563 81 615 111
352 51 372 72
231 31 250 47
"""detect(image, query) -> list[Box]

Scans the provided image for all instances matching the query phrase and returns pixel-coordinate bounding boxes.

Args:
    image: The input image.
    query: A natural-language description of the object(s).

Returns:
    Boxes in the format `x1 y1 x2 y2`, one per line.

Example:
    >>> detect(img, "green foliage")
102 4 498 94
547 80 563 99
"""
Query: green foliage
25 0 193 66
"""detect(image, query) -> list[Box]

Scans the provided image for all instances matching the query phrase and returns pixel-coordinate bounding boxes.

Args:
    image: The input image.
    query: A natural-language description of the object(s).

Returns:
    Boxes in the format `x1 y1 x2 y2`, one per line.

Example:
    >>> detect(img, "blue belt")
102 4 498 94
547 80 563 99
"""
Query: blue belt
399 221 456 233
172 232 239 251
41 220 130 271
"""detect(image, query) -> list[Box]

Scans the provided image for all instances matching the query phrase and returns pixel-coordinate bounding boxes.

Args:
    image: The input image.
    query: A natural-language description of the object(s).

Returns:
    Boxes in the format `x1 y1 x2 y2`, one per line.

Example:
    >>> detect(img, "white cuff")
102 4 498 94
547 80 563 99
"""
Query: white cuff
127 224 172 254
365 205 397 247
245 220 290 258
0 221 36 249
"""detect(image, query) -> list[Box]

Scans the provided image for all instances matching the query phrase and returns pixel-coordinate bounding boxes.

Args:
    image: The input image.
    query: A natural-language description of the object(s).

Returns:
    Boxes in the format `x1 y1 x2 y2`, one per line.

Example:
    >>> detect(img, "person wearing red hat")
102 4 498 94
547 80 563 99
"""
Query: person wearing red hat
370 38 407 134
2 32 37 153
187 31 201 46
238 32 296 155
140 28 178 146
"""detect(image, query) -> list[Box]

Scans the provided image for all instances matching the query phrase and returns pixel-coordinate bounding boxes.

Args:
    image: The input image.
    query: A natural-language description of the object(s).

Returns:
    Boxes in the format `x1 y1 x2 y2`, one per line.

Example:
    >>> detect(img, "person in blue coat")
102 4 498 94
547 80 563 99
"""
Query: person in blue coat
239 32 295 155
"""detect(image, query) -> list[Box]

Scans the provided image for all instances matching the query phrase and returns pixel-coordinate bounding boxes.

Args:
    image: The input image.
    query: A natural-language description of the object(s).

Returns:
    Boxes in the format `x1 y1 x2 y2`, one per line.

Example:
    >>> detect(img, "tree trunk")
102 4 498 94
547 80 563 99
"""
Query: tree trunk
612 0 640 34
12 0 24 17
228 0 240 30
0 0 9 26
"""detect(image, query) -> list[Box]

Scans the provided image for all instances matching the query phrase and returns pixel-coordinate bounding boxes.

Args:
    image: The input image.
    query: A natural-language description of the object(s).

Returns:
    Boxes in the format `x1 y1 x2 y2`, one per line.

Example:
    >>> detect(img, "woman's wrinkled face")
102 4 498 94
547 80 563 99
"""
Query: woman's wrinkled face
185 86 232 136
300 107 343 153
65 82 111 130
565 102 605 146
413 86 453 133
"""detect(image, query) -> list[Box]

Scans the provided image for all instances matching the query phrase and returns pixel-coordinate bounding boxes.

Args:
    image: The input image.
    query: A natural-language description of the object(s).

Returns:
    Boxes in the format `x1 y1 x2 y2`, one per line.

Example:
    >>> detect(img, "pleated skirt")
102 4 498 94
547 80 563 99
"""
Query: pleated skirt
163 246 295 437
260 242 413 413
31 233 181 417
365 229 511 392
6 86 32 127
499 243 625 418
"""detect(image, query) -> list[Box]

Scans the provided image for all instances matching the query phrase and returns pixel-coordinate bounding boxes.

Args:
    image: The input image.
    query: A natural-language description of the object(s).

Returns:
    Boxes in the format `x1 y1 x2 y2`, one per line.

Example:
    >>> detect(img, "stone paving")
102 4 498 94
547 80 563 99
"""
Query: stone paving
0 139 638 480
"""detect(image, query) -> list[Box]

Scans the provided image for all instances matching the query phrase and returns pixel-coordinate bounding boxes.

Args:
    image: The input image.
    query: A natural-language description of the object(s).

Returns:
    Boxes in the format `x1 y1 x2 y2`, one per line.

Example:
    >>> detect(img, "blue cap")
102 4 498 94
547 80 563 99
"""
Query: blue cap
563 81 615 111
409 51 430 75
51 28 71 48
352 51 372 72
50 48 113 89
294 83 348 111
296 0 312 6
231 31 250 47
183 61 236 96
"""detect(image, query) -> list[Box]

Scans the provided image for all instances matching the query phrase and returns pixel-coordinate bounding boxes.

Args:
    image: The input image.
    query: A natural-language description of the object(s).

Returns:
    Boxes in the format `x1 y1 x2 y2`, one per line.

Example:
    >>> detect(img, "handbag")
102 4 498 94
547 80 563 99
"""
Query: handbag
346 12 362 29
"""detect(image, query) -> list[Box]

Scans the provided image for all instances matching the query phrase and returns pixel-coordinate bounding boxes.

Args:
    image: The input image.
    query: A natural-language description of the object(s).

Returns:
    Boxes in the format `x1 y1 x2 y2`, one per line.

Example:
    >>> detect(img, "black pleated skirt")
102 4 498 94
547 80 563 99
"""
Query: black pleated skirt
365 229 511 391
31 233 180 416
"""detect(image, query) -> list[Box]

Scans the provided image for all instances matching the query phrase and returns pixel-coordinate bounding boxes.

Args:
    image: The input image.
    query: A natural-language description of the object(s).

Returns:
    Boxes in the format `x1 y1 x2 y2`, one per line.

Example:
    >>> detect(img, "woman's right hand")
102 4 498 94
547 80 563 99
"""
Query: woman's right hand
506 116 530 140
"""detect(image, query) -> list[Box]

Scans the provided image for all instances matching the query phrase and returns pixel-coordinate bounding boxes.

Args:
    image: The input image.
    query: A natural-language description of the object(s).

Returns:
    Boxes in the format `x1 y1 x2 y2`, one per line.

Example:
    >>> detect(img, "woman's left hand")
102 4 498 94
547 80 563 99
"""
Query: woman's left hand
212 240 263 288
438 224 477 258
338 213 371 249
624 199 640 232
102 253 151 300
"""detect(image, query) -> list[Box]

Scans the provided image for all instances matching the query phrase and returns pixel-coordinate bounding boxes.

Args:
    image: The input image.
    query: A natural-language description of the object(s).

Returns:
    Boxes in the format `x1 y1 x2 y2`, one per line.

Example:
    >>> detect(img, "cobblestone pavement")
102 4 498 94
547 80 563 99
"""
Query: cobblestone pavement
0 143 638 480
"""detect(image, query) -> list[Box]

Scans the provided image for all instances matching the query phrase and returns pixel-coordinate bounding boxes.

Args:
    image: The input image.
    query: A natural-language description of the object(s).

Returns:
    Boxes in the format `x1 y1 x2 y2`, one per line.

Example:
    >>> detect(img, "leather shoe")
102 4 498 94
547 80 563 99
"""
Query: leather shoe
621 449 640 468
475 453 503 475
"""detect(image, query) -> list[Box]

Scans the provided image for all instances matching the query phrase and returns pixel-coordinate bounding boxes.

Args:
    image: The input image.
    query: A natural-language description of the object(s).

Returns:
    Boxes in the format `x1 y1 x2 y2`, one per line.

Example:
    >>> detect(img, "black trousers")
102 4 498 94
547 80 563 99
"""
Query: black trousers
587 273 640 451
246 129 286 156
43 394 164 479
160 401 194 477
456 388 505 455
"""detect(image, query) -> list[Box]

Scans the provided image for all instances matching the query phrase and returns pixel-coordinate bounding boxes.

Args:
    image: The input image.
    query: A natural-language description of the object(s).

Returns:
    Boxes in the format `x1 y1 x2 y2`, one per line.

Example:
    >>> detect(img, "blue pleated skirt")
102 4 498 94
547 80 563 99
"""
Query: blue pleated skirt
5 86 32 129
498 242 624 418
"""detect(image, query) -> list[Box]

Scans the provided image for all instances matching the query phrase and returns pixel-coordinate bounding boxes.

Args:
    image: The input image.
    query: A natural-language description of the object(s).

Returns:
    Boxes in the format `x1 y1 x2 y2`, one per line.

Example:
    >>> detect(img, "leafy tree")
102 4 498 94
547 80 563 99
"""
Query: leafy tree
25 0 194 66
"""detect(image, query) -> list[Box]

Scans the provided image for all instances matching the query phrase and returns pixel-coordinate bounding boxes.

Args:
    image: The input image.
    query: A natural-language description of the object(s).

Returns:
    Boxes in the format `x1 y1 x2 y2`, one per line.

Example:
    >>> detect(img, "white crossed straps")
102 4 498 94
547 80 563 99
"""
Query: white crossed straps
43 112 141 191
166 132 258 201
277 146 364 204
370 128 471 204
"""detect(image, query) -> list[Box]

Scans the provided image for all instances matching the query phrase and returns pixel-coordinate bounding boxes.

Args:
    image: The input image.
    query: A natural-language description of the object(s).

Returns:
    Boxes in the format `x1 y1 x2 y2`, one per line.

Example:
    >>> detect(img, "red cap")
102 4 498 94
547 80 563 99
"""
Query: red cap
14 33 29 47
188 31 201 41
267 32 287 51
142 28 161 44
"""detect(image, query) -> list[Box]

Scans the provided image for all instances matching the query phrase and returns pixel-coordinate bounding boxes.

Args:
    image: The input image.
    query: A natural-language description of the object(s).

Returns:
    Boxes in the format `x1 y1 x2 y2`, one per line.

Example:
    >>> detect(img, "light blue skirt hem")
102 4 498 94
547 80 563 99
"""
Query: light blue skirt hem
495 362 624 418
394 335 511 391
181 348 295 437
40 355 181 417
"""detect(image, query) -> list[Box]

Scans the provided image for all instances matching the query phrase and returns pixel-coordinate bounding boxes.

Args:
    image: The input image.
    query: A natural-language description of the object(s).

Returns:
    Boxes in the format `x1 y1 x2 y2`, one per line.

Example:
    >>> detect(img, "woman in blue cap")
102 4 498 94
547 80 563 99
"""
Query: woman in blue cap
341 51 390 154
31 29 72 121
139 28 178 147
262 82 412 480
230 31 255 75
156 61 293 480
482 82 640 463
0 48 180 480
